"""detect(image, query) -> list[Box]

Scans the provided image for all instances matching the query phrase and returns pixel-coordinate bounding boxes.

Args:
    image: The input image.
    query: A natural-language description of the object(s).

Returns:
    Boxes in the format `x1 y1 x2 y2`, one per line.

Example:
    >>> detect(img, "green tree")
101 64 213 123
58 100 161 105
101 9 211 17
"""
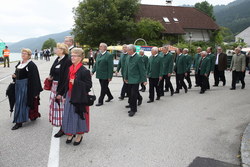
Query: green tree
72 0 139 47
195 1 216 21
42 38 56 51
220 26 235 42
134 18 165 46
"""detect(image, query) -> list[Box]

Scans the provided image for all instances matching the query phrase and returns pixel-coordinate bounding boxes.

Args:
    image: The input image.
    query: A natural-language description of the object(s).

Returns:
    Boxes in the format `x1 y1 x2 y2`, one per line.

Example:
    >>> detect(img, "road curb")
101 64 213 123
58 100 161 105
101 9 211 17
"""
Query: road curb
241 123 250 167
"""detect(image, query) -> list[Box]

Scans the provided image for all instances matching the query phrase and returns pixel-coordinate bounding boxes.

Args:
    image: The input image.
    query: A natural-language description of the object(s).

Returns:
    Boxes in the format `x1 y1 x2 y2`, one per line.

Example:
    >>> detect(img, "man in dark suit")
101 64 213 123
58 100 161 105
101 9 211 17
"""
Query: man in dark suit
213 47 227 86
64 36 75 57
116 44 128 100
92 43 114 106
88 48 95 69
124 44 147 117
159 45 174 96
196 51 211 94
174 48 188 94
147 47 163 103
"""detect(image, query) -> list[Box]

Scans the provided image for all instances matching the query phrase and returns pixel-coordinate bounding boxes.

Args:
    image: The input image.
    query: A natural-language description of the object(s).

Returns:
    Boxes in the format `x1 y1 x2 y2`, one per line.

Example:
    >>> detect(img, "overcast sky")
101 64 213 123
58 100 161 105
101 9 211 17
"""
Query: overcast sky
0 0 235 43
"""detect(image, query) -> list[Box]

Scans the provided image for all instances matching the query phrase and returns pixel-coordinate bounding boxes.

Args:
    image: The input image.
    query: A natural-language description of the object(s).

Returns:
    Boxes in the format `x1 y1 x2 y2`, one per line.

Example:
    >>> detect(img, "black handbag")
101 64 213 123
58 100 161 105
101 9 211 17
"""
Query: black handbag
86 94 96 106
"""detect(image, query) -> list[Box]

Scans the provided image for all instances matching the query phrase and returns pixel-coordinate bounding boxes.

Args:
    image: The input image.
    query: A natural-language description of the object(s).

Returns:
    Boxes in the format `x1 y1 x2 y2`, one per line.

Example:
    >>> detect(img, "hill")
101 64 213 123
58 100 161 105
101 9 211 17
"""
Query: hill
214 0 250 34
8 30 72 52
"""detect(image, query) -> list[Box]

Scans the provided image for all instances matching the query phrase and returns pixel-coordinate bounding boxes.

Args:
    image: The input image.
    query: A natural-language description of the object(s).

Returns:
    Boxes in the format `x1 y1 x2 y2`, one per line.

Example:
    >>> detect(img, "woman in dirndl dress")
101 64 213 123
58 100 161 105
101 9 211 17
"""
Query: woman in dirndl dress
48 43 72 137
11 48 43 130
62 48 92 146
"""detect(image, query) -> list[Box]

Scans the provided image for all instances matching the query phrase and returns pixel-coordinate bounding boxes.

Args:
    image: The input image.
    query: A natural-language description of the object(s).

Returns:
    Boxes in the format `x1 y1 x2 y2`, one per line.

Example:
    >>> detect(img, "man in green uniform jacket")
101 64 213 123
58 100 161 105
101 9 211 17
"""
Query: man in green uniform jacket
92 43 114 106
183 48 193 89
147 47 163 103
174 48 188 93
196 51 211 94
206 47 215 89
159 45 174 96
124 45 147 117
193 47 202 87
139 50 148 92
116 44 128 100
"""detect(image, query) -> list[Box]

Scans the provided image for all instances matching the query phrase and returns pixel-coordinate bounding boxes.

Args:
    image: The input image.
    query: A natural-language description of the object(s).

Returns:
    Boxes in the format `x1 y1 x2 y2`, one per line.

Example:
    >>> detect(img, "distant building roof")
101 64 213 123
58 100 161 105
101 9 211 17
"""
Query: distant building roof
136 4 219 35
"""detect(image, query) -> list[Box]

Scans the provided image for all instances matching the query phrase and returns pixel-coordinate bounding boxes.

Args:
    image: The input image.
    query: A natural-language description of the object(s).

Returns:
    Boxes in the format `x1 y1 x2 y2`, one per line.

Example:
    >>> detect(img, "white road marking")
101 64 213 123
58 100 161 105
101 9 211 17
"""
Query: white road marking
47 127 60 167
0 75 10 82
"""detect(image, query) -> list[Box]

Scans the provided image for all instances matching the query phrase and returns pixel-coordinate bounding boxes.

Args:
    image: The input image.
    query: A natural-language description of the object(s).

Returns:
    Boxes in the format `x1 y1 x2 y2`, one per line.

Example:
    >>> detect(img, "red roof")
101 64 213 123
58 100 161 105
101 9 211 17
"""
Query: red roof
136 4 219 34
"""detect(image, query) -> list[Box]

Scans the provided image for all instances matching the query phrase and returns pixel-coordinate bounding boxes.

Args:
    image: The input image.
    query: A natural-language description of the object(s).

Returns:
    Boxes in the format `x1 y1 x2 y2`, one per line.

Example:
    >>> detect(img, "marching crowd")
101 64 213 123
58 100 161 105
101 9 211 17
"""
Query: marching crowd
7 36 247 146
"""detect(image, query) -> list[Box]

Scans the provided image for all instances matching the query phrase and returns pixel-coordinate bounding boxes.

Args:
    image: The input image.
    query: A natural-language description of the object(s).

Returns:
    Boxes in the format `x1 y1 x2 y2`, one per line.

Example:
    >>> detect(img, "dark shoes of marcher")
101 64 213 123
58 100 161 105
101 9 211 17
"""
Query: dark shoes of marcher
156 97 160 100
128 111 135 117
171 91 174 96
105 97 114 102
230 88 236 90
11 123 22 130
118 96 124 100
147 100 154 103
66 135 75 144
95 103 103 106
200 90 205 94
54 129 64 138
242 84 245 89
213 84 218 87
138 98 143 106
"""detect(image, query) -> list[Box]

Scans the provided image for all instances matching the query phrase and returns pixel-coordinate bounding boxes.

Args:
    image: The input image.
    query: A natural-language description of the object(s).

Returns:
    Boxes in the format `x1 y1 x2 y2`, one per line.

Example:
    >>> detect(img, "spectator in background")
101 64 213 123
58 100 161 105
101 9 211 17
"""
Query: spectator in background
64 36 75 57
230 47 246 90
3 46 10 68
34 49 38 60
88 48 94 69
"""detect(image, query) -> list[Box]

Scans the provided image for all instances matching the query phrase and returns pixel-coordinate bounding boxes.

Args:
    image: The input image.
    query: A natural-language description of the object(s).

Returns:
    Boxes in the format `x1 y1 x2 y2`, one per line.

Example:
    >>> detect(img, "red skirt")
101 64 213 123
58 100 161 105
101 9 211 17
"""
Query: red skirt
29 97 41 120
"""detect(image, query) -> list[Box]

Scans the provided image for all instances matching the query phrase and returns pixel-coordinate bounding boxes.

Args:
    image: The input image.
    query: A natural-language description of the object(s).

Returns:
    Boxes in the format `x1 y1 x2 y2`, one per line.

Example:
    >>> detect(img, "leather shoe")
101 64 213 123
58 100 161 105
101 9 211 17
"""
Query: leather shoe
194 85 200 87
118 96 124 100
171 91 174 96
138 98 143 106
95 103 103 106
129 111 135 117
147 100 154 103
174 91 179 94
230 88 235 90
185 89 188 93
125 105 131 108
73 136 83 146
54 129 64 138
105 97 113 102
11 123 22 130
66 135 75 144
200 91 205 94
156 97 160 100
213 85 218 87
242 85 245 89
223 82 226 86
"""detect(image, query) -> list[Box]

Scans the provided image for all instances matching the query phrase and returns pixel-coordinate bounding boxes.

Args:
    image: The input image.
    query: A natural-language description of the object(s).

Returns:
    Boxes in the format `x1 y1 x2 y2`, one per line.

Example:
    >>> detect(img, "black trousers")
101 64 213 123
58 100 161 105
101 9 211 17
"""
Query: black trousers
120 80 128 98
149 78 161 100
127 84 141 112
198 71 208 92
195 74 200 86
159 75 174 95
231 71 245 89
207 72 210 89
140 82 146 91
98 79 113 103
185 72 192 87
89 57 94 68
175 74 187 91
214 65 226 85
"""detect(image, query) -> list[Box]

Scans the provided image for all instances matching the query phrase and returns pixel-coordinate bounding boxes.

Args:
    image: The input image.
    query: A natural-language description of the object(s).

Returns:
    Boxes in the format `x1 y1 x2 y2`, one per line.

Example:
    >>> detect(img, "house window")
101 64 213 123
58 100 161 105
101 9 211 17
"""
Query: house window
163 17 170 23
173 18 178 22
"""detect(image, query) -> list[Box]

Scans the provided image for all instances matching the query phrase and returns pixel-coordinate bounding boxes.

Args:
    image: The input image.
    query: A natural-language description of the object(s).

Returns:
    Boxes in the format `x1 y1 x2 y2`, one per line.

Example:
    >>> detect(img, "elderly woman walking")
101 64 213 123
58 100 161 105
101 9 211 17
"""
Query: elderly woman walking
48 43 72 137
62 48 92 146
11 48 43 130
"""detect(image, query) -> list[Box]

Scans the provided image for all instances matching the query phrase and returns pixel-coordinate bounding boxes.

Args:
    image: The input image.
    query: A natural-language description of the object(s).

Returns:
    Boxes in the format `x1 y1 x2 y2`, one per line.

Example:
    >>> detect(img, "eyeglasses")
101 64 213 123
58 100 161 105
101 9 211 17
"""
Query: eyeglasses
21 52 28 55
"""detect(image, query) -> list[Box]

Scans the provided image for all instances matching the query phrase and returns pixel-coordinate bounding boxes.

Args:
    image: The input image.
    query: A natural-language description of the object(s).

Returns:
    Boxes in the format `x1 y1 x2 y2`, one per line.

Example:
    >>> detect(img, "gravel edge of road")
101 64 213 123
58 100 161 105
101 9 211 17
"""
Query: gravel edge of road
241 123 250 167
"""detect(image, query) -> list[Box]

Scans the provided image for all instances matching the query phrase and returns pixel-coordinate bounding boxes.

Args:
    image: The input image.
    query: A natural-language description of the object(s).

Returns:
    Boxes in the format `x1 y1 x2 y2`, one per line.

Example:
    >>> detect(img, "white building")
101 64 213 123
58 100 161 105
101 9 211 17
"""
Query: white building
235 26 250 47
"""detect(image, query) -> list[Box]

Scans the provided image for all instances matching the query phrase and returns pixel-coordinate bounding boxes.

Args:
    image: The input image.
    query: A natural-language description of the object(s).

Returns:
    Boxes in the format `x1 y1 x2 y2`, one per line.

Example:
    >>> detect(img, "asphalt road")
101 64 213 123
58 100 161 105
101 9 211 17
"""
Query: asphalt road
0 57 249 167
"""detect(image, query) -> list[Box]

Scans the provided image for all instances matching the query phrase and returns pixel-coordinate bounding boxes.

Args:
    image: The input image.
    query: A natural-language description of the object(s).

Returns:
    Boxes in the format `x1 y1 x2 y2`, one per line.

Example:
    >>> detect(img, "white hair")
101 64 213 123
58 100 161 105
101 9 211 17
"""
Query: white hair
201 51 207 56
151 47 158 52
127 44 136 52
100 43 108 49
183 48 189 52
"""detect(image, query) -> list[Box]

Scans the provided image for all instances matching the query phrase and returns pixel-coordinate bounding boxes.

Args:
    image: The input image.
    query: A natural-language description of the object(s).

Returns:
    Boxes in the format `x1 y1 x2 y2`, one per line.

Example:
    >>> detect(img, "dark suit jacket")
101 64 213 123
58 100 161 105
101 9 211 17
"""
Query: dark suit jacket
215 52 227 71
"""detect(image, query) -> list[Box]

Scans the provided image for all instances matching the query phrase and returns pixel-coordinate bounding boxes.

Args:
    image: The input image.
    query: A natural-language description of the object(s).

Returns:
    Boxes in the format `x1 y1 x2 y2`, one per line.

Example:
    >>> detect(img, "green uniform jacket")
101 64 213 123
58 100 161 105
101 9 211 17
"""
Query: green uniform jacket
142 55 149 70
174 54 187 74
193 53 201 71
124 53 147 84
207 53 215 72
117 53 128 77
92 51 113 79
185 54 193 72
162 52 174 75
196 56 211 75
147 54 163 78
